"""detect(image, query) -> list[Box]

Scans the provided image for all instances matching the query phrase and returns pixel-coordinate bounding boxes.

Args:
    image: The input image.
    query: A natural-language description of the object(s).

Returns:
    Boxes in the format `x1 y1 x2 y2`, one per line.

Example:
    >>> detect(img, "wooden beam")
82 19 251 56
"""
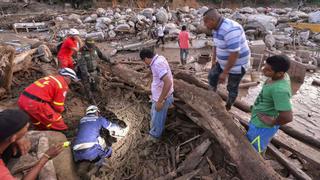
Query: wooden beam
230 107 320 168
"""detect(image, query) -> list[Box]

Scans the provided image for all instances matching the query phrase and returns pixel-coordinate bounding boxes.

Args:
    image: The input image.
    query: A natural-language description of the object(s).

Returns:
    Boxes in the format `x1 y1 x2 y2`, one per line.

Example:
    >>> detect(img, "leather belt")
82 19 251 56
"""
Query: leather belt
22 91 49 103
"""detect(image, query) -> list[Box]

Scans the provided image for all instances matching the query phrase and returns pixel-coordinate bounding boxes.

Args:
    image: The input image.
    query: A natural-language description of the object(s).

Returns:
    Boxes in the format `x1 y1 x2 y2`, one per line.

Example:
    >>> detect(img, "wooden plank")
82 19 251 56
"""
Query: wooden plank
268 144 312 180
230 107 320 168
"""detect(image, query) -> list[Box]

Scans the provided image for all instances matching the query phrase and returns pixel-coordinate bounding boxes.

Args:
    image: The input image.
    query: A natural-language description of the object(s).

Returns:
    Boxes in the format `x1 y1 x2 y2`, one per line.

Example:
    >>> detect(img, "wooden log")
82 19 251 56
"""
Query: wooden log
177 139 211 174
311 79 320 86
111 65 281 179
268 144 312 180
174 80 282 179
0 46 15 92
230 108 320 168
239 81 260 88
174 71 251 112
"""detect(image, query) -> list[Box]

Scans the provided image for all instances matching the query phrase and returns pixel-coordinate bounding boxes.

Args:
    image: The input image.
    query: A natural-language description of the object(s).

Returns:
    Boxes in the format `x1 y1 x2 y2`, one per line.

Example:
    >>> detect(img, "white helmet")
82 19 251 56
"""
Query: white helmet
59 68 79 82
69 28 80 36
86 105 100 115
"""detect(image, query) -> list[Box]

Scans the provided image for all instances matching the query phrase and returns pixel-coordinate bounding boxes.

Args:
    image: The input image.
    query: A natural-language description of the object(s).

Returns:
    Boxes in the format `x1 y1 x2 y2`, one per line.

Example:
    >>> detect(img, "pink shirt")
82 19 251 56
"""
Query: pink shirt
0 159 15 180
178 31 189 49
150 55 174 102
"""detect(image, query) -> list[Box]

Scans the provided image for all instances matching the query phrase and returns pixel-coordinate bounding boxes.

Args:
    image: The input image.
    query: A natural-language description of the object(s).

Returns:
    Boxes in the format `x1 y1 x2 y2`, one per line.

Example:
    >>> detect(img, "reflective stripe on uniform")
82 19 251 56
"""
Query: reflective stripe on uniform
34 81 45 87
49 76 63 89
33 122 41 125
54 116 62 122
250 135 262 153
46 124 52 128
53 101 64 106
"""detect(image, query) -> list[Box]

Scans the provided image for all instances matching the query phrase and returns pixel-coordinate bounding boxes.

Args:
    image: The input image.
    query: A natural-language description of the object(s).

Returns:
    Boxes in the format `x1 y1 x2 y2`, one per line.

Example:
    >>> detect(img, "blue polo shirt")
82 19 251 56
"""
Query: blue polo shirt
213 18 250 74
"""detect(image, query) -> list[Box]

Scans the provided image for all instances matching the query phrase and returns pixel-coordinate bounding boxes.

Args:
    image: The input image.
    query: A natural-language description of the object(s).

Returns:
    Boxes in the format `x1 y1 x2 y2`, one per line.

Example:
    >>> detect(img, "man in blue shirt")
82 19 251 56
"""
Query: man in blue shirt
203 9 251 111
72 105 128 166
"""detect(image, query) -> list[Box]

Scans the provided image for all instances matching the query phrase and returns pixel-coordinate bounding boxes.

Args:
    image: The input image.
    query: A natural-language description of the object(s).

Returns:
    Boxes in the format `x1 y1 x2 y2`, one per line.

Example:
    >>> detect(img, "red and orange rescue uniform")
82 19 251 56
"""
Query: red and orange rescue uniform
57 36 78 69
18 75 69 131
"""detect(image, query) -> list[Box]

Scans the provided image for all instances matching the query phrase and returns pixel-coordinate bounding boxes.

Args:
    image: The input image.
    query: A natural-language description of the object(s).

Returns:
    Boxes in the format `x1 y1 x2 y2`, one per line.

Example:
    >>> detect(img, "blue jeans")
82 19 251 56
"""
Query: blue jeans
180 49 189 64
208 63 246 105
149 94 174 138
246 122 280 153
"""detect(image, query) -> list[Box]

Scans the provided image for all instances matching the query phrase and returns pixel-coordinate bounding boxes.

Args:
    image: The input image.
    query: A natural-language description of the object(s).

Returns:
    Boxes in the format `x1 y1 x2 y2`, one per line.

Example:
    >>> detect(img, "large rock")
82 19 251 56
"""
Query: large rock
198 6 209 15
84 14 98 23
256 7 266 13
155 9 169 24
96 8 106 17
96 17 112 24
114 12 121 19
273 8 287 15
274 34 293 45
105 9 114 16
246 15 277 32
68 13 80 20
95 22 107 31
239 7 256 14
289 11 309 18
181 6 190 13
264 34 276 49
115 24 130 32
299 31 310 42
308 11 320 23
108 30 116 38
230 12 247 22
313 33 320 42
142 8 154 19
85 32 105 41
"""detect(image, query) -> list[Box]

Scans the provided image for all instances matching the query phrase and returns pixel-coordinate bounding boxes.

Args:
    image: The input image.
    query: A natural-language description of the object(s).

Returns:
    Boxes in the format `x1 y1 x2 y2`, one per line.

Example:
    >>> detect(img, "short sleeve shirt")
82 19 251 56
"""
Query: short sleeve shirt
213 18 250 74
0 159 15 180
179 31 190 49
150 55 174 102
57 37 78 60
250 74 292 128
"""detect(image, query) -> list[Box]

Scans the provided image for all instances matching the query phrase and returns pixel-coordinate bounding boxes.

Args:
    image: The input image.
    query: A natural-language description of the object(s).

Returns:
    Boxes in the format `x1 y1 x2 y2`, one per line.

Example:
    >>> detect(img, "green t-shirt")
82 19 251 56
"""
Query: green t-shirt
251 74 292 128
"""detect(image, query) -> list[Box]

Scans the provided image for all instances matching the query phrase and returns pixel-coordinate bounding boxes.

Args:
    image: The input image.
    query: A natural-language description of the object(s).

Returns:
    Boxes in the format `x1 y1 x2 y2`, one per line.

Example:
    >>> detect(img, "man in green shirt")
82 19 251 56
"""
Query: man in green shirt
247 55 293 153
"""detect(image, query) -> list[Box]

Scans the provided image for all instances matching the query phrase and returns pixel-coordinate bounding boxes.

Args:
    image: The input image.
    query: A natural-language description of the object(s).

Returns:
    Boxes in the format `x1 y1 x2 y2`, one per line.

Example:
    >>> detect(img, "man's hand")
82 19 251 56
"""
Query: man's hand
156 101 164 112
45 143 64 159
218 72 228 84
258 113 275 126
15 137 31 156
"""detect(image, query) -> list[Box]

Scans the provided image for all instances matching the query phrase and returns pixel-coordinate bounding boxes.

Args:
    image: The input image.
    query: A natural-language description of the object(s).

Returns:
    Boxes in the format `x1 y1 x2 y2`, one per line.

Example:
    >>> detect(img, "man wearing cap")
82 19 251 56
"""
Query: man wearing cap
0 109 63 180
18 68 79 131
57 28 83 69
76 37 113 103
72 105 128 166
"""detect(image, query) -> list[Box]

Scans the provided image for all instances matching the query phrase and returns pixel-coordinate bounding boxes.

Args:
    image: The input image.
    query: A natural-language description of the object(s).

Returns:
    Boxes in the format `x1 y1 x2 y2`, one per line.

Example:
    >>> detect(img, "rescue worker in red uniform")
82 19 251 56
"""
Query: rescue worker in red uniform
57 29 83 69
18 68 79 131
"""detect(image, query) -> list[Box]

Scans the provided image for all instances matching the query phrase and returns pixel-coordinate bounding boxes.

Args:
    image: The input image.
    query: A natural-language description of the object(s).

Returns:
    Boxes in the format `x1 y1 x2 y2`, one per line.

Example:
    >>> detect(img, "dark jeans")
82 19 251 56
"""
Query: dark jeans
208 63 246 105
156 36 165 45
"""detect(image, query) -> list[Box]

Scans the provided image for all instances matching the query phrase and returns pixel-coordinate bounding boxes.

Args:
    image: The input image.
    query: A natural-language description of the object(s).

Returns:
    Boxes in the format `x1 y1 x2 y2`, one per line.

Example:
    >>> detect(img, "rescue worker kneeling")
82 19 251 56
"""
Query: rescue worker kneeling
72 105 128 166
18 68 79 131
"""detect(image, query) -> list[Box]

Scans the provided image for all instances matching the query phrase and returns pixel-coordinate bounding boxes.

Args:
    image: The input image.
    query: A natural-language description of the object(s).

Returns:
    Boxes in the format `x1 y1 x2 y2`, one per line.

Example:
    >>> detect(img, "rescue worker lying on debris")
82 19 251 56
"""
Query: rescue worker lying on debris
75 37 112 103
0 109 64 180
18 68 79 131
246 55 293 153
140 48 174 142
57 28 83 69
72 105 128 166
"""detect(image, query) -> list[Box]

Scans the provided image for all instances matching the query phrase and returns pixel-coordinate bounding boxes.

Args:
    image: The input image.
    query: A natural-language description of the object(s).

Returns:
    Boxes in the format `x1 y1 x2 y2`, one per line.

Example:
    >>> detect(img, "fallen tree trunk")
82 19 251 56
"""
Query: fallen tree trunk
112 65 281 180
230 108 320 168
174 71 251 112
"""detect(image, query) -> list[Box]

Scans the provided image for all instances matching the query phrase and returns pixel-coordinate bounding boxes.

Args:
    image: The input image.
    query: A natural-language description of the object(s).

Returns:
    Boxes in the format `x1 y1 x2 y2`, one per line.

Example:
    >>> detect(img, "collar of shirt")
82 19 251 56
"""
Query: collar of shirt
214 17 225 32
150 54 159 67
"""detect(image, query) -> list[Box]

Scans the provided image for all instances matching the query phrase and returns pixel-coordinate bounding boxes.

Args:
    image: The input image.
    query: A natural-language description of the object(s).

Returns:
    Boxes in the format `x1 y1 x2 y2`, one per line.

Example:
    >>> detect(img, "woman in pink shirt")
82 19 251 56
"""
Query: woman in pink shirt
178 25 192 65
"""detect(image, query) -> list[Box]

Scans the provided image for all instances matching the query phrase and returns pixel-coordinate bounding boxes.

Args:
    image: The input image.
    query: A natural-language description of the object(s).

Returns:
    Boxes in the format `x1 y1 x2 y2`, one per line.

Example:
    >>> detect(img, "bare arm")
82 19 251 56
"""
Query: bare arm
211 47 216 68
275 111 293 126
221 51 239 74
157 74 172 103
23 144 63 180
